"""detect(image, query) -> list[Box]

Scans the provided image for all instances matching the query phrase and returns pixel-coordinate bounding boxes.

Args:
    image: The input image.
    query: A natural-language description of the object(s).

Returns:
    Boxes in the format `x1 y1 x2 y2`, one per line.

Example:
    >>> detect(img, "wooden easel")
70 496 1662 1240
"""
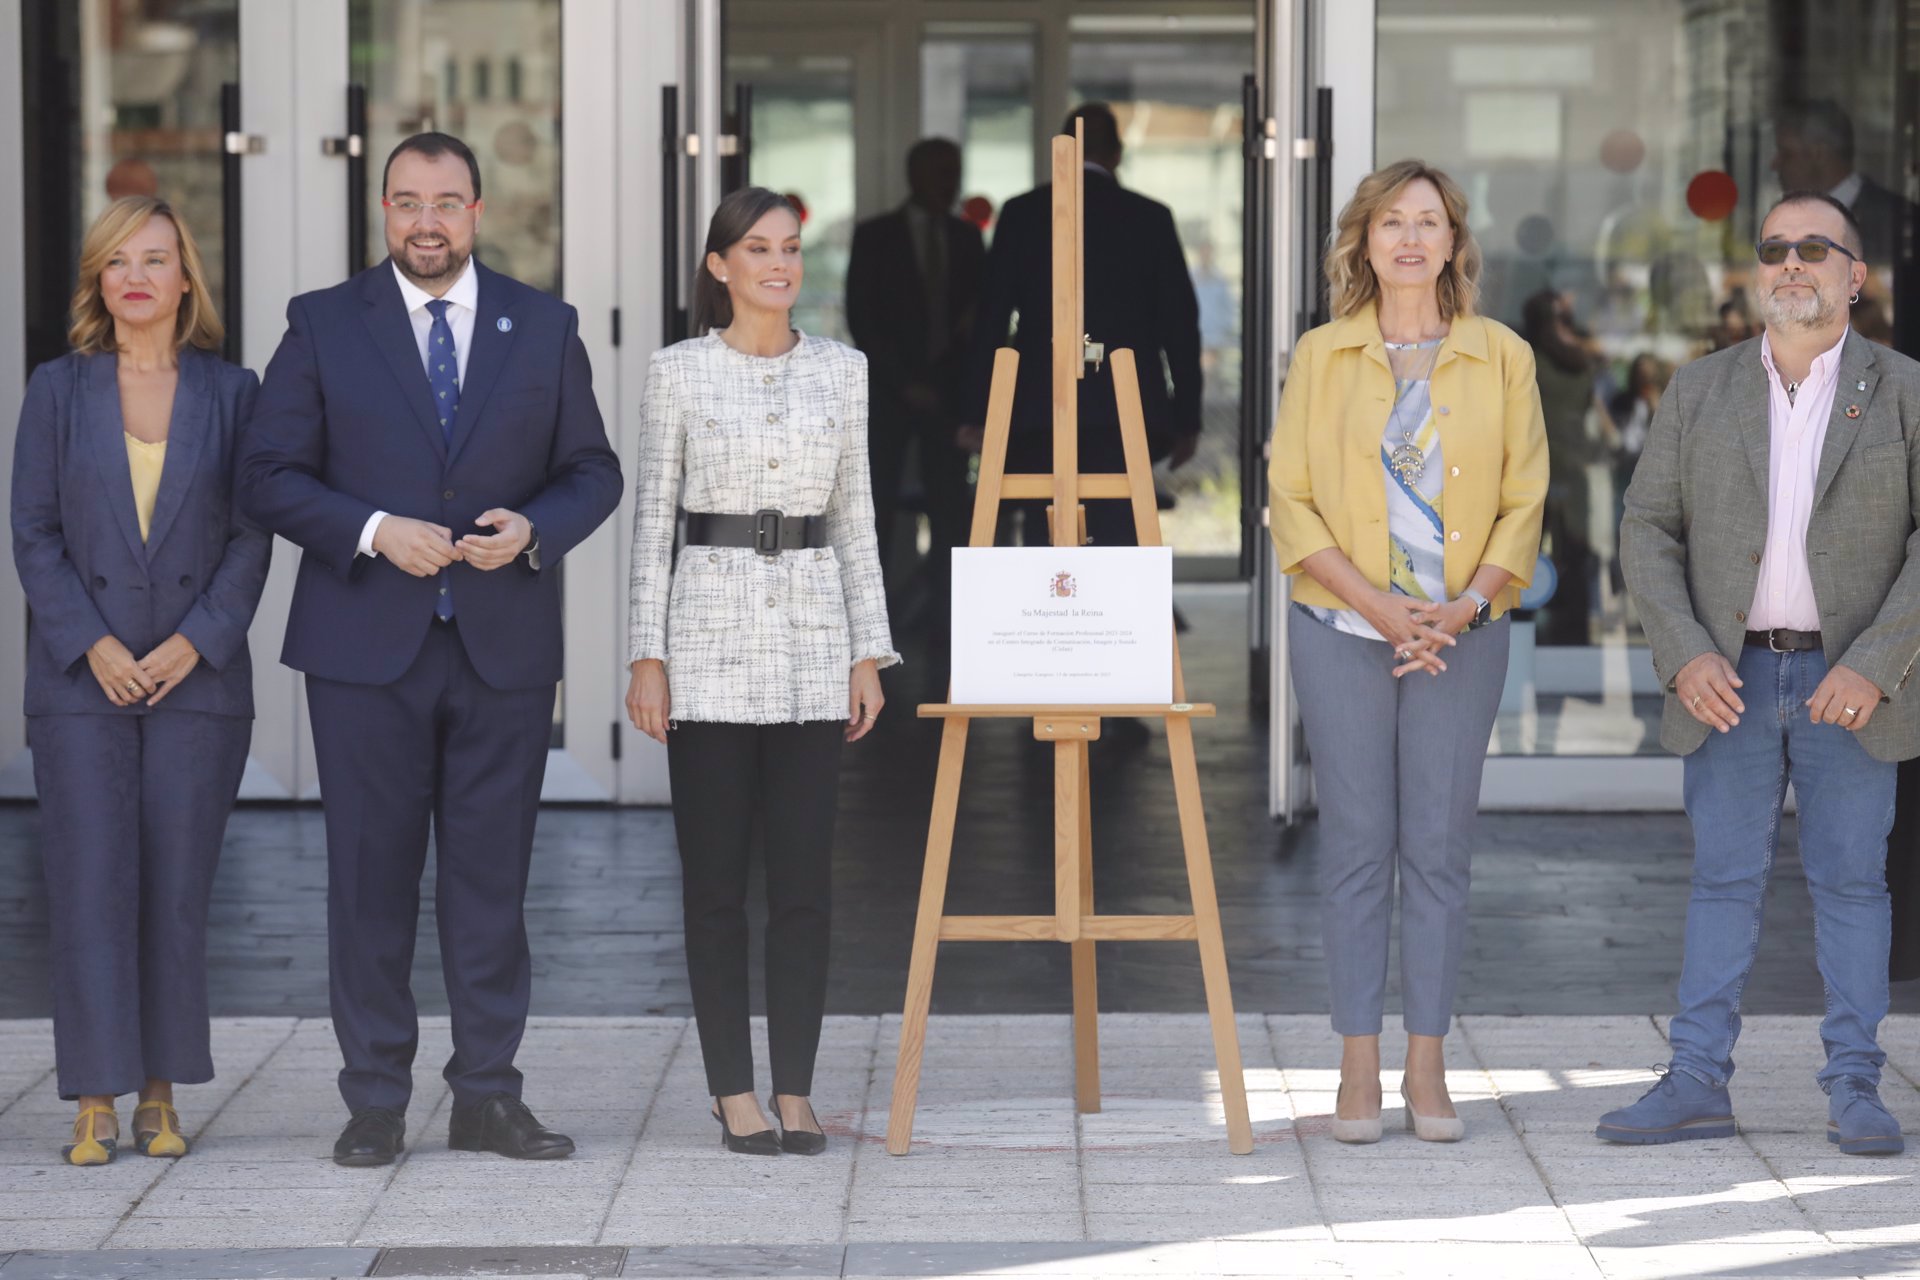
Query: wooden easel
883 126 1254 1157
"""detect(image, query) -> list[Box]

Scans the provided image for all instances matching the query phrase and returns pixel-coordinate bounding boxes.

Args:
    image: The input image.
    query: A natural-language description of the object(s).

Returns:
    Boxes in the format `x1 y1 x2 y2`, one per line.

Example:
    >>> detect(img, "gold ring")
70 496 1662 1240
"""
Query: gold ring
124 680 140 694
863 713 878 721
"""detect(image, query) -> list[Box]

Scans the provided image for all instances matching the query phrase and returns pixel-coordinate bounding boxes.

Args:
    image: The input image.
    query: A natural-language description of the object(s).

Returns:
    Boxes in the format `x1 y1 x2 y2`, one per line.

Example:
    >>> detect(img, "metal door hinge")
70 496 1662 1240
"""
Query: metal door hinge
1292 138 1317 160
224 132 266 155
321 134 365 157
684 134 702 156
717 134 741 157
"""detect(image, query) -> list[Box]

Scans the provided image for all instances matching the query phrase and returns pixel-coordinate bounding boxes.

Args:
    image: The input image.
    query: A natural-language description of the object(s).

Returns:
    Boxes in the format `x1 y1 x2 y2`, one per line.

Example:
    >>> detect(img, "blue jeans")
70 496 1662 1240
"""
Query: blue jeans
1671 645 1894 1091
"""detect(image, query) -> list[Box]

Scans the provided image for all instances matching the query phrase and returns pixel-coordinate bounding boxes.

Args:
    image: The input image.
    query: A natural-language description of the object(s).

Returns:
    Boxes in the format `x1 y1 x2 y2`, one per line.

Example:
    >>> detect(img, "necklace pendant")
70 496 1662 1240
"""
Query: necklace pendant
1390 441 1426 485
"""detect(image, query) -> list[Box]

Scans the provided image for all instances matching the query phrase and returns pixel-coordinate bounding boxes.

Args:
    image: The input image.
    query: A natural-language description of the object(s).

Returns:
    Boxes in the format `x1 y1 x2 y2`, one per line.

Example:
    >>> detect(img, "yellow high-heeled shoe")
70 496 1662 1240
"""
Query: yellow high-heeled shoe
62 1105 118 1166
133 1100 188 1158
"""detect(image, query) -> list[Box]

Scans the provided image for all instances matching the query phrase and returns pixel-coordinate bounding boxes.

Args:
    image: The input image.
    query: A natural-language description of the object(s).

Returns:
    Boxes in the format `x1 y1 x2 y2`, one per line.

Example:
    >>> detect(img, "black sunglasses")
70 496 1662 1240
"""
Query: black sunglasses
1755 236 1860 266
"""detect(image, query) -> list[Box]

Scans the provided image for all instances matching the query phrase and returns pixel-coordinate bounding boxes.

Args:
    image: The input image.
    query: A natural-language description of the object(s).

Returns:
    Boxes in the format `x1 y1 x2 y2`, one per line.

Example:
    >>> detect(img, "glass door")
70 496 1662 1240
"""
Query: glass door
1305 0 1920 808
4 0 662 802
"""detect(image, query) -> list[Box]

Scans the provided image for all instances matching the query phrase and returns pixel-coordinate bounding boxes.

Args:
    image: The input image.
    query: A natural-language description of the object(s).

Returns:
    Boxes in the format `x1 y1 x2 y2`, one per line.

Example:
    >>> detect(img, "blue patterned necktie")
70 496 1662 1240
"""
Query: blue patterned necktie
425 298 459 620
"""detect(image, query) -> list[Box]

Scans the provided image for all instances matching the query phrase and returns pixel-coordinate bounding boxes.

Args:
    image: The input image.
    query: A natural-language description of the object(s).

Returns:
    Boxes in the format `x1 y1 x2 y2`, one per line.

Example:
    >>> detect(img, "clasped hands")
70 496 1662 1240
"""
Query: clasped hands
87 632 198 707
1675 652 1882 734
374 509 531 576
1362 592 1475 679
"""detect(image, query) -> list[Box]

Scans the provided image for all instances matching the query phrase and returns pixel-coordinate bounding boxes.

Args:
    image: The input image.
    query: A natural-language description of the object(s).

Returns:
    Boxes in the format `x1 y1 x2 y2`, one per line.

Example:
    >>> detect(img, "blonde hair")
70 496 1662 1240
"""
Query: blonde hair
1325 159 1481 322
68 196 223 355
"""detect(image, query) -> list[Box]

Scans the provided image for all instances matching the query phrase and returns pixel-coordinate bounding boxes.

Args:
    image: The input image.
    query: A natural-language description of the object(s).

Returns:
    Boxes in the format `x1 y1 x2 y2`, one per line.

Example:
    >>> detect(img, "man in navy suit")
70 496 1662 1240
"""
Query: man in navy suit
238 134 622 1165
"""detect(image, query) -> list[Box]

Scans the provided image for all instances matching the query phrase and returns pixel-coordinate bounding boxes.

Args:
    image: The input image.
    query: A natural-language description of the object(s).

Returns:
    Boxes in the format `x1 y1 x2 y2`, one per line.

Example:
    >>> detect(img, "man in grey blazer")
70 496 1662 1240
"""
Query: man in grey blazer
1606 192 1917 1155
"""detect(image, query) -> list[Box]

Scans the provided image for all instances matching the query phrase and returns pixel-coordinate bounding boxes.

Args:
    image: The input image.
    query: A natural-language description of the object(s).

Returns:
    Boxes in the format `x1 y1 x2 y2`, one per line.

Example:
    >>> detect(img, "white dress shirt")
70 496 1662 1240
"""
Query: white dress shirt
1749 328 1848 630
357 258 480 557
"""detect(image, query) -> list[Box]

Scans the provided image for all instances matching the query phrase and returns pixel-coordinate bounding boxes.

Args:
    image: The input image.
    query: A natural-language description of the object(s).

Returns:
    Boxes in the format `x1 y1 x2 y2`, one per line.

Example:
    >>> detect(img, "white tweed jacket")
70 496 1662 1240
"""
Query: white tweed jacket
627 331 900 724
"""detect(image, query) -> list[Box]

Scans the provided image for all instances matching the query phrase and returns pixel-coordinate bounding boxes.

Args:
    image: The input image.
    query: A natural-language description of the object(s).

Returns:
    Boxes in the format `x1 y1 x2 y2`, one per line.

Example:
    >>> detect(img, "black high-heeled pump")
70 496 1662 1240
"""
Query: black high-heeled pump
769 1094 827 1156
712 1099 781 1155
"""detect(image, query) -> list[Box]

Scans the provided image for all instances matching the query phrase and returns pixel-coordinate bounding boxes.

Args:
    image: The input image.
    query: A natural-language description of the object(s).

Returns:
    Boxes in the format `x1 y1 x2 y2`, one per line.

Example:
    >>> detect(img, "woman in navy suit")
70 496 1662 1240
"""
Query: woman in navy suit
10 196 270 1165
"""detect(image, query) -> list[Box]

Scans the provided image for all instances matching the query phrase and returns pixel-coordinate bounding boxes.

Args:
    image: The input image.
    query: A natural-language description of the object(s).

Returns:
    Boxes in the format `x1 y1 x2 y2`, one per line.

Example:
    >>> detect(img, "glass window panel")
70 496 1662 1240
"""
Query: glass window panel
727 50 858 342
1376 0 1911 757
351 0 563 295
72 0 238 342
921 26 1036 245
1070 36 1251 557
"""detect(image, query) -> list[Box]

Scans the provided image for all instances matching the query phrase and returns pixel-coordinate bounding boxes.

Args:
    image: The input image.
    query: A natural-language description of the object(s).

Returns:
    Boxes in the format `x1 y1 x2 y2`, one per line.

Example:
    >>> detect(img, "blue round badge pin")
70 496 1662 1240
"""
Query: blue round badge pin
497 317 513 332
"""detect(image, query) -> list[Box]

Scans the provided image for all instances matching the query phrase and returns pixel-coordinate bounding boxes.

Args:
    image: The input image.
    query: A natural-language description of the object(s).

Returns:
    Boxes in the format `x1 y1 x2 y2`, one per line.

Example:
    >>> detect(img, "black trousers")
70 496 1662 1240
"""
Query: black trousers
667 719 845 1097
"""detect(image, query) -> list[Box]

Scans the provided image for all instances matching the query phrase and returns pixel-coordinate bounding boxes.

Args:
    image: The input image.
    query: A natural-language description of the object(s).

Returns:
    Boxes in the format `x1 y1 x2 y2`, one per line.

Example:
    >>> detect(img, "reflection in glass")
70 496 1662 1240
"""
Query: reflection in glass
77 0 237 313
351 0 562 294
1070 35 1251 557
921 28 1035 246
726 51 858 342
1376 0 1911 756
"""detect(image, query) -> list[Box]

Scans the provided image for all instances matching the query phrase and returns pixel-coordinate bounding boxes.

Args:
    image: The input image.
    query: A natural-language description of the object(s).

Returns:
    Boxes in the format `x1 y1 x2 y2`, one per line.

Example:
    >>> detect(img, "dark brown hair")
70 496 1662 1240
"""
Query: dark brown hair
691 187 800 334
383 131 482 200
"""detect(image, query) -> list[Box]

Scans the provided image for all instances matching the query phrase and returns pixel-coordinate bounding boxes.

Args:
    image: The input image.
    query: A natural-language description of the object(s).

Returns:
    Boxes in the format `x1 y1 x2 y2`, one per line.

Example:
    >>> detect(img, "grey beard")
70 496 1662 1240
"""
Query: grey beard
1760 285 1839 332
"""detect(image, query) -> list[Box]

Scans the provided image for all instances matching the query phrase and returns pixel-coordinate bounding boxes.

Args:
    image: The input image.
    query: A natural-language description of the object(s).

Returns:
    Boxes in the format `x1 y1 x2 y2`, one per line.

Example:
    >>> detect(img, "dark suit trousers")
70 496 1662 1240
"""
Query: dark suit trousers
667 720 845 1097
30 710 250 1099
306 619 554 1114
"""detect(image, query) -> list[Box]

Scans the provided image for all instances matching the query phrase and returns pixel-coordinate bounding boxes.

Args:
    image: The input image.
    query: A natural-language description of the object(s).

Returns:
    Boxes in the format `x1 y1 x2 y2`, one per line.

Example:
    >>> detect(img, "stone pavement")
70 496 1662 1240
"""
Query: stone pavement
1 1014 1918 1278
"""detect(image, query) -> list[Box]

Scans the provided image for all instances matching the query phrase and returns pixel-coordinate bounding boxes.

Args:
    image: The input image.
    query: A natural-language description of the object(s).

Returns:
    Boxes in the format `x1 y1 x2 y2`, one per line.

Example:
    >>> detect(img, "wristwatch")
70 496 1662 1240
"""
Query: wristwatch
1463 588 1492 629
525 522 541 572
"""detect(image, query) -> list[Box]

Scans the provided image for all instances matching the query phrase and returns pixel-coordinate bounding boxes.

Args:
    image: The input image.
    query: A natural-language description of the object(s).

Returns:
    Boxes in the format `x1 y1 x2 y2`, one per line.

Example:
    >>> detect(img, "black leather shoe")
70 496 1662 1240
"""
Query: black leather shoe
448 1093 575 1160
333 1108 405 1167
769 1094 827 1156
713 1099 781 1155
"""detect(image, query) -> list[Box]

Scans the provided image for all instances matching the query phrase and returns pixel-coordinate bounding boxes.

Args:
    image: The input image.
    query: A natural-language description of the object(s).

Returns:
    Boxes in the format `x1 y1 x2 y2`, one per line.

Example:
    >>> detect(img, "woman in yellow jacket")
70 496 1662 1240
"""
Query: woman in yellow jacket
1269 160 1547 1145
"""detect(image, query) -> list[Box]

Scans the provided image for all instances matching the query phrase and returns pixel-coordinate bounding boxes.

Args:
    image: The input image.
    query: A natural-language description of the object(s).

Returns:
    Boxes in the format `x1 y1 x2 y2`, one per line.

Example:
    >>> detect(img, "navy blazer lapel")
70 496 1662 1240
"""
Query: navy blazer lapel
1812 330 1880 511
358 261 450 461
1729 340 1772 505
141 347 210 560
83 354 150 565
447 261 519 463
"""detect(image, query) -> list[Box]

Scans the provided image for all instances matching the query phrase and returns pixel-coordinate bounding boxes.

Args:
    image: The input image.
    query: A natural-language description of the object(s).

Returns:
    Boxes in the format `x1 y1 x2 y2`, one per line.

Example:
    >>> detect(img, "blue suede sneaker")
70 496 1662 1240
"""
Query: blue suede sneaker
1827 1077 1905 1155
1595 1065 1737 1144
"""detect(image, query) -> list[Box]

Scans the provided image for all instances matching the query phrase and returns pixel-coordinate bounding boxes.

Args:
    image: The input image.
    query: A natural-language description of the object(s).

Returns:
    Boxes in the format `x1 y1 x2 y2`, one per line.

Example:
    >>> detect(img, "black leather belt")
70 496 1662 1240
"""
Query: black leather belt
684 509 827 555
1744 627 1823 652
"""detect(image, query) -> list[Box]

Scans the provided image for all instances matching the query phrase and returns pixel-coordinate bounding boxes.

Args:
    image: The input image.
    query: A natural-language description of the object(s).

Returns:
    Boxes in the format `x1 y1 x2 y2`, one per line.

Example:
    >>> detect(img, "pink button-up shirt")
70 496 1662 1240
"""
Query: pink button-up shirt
1749 329 1848 631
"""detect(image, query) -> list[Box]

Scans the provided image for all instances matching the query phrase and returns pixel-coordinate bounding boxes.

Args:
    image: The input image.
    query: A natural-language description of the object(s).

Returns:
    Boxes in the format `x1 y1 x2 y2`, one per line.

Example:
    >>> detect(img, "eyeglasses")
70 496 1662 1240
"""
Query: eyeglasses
382 198 479 219
1754 236 1859 266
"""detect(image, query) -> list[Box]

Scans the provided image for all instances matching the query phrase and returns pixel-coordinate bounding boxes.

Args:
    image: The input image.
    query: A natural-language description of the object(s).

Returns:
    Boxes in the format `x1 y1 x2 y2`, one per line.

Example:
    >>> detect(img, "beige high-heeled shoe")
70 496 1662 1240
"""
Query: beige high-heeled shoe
1331 1081 1383 1144
1401 1087 1465 1142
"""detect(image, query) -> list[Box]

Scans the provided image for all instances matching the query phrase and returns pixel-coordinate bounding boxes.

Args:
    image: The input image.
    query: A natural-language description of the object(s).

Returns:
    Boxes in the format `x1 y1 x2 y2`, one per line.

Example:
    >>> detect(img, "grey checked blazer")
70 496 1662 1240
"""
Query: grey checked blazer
627 332 899 724
1621 329 1920 761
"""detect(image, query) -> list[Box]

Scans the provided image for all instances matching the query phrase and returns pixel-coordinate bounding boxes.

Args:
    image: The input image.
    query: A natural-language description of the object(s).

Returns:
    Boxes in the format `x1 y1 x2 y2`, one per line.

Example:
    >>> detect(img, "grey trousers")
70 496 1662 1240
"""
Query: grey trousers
1288 606 1509 1037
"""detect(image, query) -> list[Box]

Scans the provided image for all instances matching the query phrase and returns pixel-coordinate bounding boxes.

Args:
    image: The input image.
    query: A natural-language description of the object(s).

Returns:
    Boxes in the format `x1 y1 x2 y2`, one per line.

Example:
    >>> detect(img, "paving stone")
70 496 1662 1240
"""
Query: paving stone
369 1245 623 1276
617 1244 841 1275
0 1247 380 1278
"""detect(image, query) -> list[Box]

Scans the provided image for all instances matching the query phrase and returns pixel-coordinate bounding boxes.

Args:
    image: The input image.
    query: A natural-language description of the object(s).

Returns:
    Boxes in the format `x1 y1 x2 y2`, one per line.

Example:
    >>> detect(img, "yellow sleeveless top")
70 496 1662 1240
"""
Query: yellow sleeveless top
125 434 166 542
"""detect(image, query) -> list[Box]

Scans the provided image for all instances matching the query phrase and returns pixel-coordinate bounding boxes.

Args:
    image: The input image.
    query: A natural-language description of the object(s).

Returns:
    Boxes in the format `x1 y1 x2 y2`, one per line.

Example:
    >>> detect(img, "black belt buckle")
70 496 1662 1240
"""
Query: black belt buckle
753 508 784 556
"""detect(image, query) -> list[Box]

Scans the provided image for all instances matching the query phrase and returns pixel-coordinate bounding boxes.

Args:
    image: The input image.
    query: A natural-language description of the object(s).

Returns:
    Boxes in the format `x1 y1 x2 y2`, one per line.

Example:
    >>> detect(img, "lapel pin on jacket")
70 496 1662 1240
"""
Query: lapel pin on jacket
1847 404 1862 418
497 316 513 332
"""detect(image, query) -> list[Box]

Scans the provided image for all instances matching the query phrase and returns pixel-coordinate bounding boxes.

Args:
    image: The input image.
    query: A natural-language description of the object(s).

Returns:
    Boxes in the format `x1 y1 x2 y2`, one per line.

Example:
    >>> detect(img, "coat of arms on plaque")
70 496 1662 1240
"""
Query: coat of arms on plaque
1049 571 1078 598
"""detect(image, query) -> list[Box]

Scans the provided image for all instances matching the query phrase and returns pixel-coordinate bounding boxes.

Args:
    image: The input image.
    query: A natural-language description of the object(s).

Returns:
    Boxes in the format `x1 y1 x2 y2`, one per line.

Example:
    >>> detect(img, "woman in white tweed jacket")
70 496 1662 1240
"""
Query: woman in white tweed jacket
625 188 898 1157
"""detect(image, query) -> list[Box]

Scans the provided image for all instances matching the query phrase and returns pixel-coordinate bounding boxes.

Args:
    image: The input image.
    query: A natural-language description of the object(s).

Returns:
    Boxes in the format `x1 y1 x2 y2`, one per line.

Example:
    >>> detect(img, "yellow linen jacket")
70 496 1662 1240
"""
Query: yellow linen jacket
1267 305 1550 617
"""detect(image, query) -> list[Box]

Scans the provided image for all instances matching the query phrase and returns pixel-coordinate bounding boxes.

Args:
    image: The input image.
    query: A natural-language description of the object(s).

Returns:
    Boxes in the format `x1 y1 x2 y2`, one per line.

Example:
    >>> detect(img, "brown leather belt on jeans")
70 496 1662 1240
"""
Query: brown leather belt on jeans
1744 627 1822 652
